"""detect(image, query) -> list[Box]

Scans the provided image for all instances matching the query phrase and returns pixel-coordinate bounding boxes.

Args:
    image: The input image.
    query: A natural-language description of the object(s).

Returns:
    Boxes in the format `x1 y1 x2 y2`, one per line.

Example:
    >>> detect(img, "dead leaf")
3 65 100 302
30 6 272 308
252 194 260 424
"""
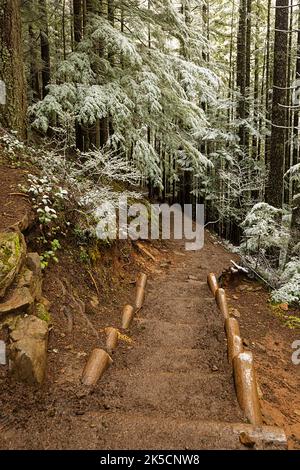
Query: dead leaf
279 303 289 312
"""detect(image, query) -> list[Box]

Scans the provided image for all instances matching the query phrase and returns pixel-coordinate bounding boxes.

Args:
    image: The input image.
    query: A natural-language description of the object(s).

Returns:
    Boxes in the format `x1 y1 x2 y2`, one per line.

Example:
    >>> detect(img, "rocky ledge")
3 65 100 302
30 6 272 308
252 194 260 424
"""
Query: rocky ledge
0 230 49 386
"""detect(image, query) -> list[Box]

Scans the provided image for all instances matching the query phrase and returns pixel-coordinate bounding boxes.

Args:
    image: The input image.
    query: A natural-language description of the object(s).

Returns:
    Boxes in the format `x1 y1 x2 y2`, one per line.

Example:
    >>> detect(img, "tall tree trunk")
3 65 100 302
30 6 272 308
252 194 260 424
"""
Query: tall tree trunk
236 0 251 151
289 7 300 258
99 0 109 147
62 0 67 60
39 0 51 98
245 0 252 151
285 1 294 206
266 0 289 208
293 7 300 169
28 24 40 102
73 0 82 44
228 0 236 124
252 0 260 161
264 0 272 167
73 0 84 150
0 0 27 139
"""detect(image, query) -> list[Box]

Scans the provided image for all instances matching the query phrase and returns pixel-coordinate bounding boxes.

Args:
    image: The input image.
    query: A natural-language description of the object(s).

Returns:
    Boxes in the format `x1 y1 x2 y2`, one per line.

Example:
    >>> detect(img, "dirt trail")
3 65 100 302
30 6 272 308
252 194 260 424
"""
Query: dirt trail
96 240 247 449
0 161 296 449
1 233 251 450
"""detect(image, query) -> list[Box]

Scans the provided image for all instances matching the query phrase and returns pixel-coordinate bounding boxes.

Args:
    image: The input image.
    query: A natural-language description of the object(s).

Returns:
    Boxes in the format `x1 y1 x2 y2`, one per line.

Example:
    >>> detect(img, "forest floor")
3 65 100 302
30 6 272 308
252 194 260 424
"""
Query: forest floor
0 158 300 450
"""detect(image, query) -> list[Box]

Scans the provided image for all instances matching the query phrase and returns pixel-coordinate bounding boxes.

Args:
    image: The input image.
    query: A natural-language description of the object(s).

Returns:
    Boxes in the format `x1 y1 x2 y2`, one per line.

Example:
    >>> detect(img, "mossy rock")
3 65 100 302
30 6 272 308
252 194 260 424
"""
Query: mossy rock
0 232 26 298
35 303 51 324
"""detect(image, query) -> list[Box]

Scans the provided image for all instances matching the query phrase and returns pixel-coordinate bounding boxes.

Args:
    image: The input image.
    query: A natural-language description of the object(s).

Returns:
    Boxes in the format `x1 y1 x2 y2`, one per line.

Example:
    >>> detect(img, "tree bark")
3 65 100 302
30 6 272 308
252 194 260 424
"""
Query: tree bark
73 0 83 44
236 0 251 151
266 0 289 208
28 24 40 102
0 0 27 139
39 0 51 99
264 0 272 167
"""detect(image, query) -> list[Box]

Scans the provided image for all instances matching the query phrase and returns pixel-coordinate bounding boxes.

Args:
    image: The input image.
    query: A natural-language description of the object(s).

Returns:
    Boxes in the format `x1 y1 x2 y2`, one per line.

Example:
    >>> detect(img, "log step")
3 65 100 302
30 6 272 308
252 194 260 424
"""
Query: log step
67 412 288 450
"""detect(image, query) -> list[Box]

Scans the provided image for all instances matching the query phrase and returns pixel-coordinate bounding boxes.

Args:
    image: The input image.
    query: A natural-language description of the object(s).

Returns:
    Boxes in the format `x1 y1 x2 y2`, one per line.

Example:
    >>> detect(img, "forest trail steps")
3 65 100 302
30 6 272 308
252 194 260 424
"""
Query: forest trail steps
93 238 286 450
0 225 288 449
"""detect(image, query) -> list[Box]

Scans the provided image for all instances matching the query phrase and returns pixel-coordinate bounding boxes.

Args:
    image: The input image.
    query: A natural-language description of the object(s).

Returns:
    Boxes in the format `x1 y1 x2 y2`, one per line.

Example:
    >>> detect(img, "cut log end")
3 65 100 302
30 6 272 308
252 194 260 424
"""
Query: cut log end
136 273 148 289
207 273 219 297
82 349 113 387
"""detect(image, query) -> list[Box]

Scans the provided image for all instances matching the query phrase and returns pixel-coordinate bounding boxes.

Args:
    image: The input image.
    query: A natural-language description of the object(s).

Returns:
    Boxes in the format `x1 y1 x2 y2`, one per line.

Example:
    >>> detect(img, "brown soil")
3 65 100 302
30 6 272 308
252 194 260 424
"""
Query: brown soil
0 163 34 232
0 162 299 450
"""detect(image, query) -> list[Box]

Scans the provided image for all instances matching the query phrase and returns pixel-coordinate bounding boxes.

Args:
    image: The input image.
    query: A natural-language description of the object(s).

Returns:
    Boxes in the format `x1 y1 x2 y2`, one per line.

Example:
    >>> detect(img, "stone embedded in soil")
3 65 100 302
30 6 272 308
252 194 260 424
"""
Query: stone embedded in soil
24 253 42 301
25 253 42 301
9 315 48 385
0 231 26 298
0 287 34 316
0 252 43 317
188 275 198 281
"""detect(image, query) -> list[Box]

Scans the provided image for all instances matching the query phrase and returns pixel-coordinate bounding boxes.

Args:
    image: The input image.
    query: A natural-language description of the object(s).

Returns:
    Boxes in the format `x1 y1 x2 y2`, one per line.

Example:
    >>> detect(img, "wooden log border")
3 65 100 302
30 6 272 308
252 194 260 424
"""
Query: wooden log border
81 349 113 387
207 272 287 443
82 273 148 387
122 304 135 329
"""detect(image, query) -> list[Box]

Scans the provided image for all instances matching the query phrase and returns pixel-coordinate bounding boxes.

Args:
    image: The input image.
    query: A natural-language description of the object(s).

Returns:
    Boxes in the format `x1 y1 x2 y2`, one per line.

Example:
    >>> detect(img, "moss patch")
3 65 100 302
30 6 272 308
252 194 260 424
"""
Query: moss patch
0 232 26 297
35 303 51 324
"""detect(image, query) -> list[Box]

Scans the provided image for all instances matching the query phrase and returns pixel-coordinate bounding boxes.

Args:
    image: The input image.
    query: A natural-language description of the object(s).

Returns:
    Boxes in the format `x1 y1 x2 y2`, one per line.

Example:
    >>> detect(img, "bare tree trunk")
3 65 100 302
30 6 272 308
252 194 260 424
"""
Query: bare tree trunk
289 7 300 258
236 0 251 151
0 0 27 139
264 0 272 167
73 0 82 44
245 0 252 151
28 24 40 102
73 0 84 150
293 8 300 167
39 0 51 98
266 0 289 208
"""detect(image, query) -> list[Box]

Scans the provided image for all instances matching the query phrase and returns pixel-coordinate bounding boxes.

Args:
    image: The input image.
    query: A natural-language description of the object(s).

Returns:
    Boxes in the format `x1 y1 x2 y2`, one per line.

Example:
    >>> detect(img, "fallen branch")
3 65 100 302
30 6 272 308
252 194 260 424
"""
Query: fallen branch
9 193 30 198
136 242 156 262
87 269 101 299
